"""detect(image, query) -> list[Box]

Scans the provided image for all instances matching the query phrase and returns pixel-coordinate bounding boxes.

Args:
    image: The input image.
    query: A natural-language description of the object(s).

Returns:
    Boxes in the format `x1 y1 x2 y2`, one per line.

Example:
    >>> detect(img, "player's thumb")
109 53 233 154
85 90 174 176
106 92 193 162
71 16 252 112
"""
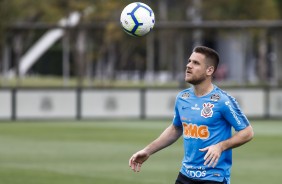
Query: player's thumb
199 147 209 152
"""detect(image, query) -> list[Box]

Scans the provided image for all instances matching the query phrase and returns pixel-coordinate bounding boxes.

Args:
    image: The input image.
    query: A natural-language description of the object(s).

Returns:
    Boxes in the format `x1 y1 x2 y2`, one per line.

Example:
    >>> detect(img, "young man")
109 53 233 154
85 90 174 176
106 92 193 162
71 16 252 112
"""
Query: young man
129 46 254 184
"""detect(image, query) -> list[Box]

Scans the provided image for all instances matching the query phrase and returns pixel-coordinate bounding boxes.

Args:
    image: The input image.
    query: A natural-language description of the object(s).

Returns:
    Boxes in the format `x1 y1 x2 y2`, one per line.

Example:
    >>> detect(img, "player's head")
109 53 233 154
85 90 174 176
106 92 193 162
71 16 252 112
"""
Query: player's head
193 46 219 75
185 46 220 85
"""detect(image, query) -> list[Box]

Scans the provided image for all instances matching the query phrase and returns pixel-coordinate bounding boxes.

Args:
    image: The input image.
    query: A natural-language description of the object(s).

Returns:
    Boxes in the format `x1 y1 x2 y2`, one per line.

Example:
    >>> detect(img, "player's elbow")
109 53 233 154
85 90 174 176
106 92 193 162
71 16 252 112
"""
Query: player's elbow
245 125 254 142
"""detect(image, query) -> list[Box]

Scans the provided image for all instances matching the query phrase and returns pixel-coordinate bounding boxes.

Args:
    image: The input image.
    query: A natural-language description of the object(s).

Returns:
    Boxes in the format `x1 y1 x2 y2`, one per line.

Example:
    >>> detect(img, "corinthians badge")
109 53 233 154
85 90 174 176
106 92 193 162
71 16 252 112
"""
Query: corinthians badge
201 103 214 118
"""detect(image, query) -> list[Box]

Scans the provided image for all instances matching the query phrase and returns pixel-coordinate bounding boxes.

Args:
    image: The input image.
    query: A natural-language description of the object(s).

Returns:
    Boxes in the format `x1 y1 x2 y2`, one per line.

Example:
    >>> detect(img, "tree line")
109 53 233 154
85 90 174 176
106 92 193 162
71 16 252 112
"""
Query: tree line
1 0 282 86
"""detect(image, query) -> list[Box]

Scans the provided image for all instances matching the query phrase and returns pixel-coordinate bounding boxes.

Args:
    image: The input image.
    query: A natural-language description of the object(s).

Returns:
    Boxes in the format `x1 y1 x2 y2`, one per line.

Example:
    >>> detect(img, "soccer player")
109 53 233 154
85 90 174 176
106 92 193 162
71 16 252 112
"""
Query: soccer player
129 46 254 184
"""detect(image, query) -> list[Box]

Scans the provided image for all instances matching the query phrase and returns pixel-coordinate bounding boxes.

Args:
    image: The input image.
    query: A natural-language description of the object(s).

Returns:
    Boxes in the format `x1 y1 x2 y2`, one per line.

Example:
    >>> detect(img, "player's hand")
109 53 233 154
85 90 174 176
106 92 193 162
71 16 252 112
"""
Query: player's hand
199 143 223 168
129 149 150 172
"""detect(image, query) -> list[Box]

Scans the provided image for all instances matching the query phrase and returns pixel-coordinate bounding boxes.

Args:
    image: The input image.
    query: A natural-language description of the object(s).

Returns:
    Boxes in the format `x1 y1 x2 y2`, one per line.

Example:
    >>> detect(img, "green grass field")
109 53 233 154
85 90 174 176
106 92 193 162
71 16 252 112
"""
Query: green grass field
0 120 281 184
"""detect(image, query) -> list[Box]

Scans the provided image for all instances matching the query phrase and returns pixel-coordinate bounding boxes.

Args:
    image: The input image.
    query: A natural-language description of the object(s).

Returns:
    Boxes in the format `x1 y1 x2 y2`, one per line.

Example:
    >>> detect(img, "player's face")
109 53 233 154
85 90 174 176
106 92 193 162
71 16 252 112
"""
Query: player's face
185 52 209 85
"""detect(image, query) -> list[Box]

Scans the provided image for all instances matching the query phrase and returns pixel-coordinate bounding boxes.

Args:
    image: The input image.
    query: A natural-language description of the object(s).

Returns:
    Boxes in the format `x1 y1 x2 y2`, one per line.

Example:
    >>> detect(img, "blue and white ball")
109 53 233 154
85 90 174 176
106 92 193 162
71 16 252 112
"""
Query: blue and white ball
120 2 155 37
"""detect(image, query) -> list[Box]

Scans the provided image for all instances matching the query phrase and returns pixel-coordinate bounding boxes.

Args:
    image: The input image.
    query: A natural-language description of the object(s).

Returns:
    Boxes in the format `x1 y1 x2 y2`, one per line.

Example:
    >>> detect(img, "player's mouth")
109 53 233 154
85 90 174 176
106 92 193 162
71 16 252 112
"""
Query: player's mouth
186 70 192 75
185 70 192 79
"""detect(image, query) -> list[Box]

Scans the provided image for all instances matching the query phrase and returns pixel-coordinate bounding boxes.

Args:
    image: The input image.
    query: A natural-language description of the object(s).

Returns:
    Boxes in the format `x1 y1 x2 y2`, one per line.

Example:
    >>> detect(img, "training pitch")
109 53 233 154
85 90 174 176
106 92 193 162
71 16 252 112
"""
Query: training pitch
0 120 281 184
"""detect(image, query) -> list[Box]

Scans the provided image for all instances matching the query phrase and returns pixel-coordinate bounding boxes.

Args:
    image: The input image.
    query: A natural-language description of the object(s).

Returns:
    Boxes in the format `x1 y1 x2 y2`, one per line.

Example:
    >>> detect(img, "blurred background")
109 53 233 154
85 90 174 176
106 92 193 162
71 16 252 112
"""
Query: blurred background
0 0 282 120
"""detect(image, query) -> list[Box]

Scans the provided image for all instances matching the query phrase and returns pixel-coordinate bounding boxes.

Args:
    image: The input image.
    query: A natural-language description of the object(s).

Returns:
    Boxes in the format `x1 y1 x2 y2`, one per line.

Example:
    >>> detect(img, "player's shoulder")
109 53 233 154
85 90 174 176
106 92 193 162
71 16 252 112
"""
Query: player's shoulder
211 86 235 103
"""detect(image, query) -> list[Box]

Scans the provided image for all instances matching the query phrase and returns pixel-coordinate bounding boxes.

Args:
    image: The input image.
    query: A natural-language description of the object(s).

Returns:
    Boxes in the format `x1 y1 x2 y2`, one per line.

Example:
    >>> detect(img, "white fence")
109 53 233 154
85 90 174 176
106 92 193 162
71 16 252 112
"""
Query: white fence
0 88 281 120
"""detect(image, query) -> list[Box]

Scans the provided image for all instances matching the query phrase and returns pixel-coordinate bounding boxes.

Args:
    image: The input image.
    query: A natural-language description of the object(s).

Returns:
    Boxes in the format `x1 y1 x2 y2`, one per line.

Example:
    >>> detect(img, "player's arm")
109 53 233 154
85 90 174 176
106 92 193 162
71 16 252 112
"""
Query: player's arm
141 124 183 155
129 124 182 172
200 125 253 168
218 97 254 150
200 97 254 168
218 125 254 151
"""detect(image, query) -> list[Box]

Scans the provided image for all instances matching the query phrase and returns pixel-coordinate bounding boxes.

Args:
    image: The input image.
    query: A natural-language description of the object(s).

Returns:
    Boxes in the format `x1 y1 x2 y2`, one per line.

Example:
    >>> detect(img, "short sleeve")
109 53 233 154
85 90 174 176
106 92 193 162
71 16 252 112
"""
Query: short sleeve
221 96 250 131
172 96 182 127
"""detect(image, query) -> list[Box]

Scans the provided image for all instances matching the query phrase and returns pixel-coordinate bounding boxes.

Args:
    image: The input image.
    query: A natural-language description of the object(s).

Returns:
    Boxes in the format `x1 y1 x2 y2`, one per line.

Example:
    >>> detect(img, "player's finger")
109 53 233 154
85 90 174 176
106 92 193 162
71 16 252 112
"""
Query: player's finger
204 150 211 160
129 158 132 167
212 158 219 168
129 157 137 171
199 147 209 152
131 162 136 171
204 152 212 165
129 156 135 167
134 162 138 172
136 163 142 172
208 155 217 167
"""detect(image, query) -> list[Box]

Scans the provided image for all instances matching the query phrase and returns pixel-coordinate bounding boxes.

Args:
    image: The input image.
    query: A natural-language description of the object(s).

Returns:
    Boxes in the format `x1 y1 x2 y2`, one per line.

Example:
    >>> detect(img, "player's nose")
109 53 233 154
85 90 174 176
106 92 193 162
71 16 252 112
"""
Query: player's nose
186 62 192 68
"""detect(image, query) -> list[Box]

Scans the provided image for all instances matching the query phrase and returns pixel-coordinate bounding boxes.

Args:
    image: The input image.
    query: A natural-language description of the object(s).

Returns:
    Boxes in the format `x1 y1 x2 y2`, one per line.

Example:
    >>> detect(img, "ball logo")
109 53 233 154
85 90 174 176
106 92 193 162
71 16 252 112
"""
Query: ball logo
201 103 214 118
120 2 155 37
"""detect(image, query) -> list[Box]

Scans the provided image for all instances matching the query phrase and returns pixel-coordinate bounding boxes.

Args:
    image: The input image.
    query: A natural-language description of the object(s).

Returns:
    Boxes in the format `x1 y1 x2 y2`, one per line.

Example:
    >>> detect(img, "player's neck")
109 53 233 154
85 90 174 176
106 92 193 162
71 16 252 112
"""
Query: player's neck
193 81 214 97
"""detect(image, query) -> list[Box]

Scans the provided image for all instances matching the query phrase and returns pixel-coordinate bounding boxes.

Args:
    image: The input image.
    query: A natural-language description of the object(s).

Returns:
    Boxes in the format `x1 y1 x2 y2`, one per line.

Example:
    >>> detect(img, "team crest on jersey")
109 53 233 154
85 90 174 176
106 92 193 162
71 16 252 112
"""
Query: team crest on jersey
201 103 214 118
210 93 220 101
181 92 190 99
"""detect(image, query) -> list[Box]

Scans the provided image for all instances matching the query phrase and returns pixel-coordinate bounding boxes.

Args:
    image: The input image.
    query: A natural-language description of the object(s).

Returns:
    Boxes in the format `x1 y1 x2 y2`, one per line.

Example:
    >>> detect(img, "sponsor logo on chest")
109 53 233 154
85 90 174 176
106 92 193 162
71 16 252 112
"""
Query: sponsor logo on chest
191 104 200 110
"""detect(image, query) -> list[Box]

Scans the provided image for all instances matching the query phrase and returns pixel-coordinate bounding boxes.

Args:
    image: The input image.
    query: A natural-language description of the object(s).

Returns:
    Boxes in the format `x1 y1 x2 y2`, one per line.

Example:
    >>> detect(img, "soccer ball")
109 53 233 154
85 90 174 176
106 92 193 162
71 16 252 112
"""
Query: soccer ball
120 2 155 37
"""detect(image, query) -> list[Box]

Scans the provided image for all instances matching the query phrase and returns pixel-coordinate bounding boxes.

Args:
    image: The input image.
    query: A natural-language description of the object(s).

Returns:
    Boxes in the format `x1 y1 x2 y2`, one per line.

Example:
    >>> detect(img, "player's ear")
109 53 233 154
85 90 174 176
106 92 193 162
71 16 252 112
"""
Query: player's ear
206 66 214 76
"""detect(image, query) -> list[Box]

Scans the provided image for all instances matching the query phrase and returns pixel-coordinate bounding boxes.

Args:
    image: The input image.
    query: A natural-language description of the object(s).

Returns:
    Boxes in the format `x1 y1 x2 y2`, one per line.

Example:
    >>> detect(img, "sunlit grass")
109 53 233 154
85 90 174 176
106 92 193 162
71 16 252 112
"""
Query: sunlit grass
0 120 280 184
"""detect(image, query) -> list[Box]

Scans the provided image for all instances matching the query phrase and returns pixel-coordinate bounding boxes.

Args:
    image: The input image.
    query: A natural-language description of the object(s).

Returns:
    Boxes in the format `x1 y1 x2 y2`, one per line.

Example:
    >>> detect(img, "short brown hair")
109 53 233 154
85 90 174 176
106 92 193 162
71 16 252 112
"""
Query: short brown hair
193 46 219 73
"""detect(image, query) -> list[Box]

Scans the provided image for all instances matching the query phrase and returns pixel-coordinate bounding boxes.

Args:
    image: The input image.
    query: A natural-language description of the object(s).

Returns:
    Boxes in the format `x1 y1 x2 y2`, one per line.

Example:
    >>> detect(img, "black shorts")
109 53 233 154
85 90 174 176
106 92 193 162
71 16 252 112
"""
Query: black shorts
175 172 226 184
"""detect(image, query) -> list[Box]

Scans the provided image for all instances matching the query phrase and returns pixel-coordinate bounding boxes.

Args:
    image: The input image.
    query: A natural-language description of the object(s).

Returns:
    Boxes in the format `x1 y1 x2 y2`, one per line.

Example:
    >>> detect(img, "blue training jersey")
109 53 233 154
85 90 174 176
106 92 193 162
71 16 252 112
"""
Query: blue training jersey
172 85 250 183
